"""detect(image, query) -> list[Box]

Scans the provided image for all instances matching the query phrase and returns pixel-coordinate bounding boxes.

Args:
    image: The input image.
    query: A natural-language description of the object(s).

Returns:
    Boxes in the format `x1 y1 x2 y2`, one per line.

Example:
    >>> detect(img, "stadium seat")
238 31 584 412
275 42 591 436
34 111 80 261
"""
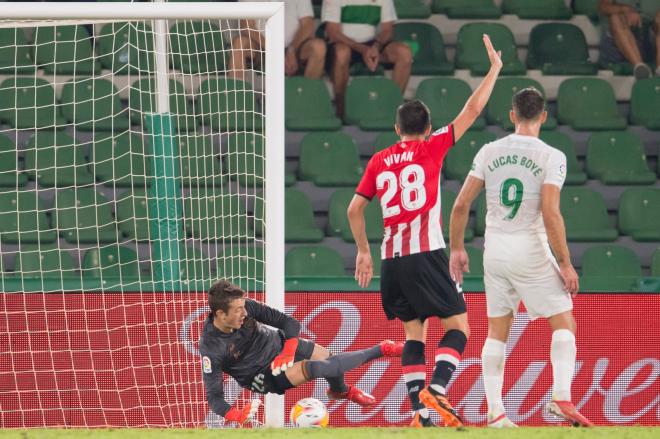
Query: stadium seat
618 188 660 241
179 245 214 281
475 192 487 236
444 131 497 181
557 78 627 130
0 134 28 187
416 78 486 130
97 22 154 74
344 77 403 130
219 246 264 285
285 246 346 276
0 77 66 129
630 78 660 130
456 23 526 76
33 25 100 74
87 132 152 188
580 244 641 291
183 190 252 241
573 0 599 21
652 249 660 277
486 78 557 130
14 245 77 278
394 22 454 75
0 192 56 244
24 131 95 188
502 0 572 19
373 131 400 153
285 172 296 186
298 132 363 186
447 246 484 276
285 77 342 131
169 21 226 74
0 28 34 73
527 23 597 75
60 78 131 131
226 133 264 188
178 135 226 187
394 0 432 18
130 78 197 132
432 0 502 19
560 187 618 242
82 245 141 279
53 188 119 243
328 188 383 243
585 131 655 184
196 78 263 131
285 188 324 243
116 189 150 242
442 189 474 242
538 131 587 185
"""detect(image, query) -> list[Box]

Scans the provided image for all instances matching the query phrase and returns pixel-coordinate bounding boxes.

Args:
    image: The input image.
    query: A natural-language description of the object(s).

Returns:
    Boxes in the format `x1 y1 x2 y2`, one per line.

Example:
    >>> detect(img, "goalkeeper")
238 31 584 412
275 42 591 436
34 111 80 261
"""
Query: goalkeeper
199 279 403 426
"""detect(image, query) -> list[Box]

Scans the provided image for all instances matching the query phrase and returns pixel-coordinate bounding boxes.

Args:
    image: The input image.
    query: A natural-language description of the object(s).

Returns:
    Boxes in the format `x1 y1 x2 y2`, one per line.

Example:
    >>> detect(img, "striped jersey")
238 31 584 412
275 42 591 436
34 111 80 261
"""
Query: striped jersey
356 125 455 259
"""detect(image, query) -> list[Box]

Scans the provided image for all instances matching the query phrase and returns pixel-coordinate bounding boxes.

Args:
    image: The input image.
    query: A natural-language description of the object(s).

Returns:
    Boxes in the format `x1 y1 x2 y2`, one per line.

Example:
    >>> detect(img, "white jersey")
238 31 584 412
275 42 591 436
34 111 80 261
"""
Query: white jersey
468 134 567 236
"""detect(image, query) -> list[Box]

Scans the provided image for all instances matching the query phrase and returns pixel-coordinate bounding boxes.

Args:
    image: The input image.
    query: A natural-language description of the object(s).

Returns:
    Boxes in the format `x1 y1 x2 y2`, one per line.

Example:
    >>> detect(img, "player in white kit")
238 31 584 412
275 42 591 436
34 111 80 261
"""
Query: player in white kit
448 88 593 428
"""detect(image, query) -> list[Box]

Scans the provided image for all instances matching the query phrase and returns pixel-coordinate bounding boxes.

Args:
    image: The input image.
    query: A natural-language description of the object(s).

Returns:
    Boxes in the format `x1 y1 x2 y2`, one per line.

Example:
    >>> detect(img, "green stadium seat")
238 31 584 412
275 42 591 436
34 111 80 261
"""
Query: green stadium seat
54 188 119 244
226 133 264 188
24 131 95 188
179 245 214 281
0 28 34 73
441 189 474 242
285 77 342 131
196 78 263 131
298 132 363 186
328 188 383 242
415 78 486 130
285 188 324 243
444 131 497 181
169 21 227 74
0 134 28 187
14 245 77 278
502 0 572 19
456 23 526 76
0 77 65 129
394 0 432 18
285 172 296 186
394 23 454 75
475 192 486 236
432 0 502 18
81 245 140 279
97 22 154 74
178 135 226 187
447 246 484 276
32 25 100 74
344 77 403 130
116 189 150 242
557 78 627 131
130 78 198 132
585 131 655 185
219 246 264 285
652 249 660 277
87 132 152 187
560 187 618 242
618 188 660 241
373 131 400 153
285 246 346 276
538 131 587 185
573 0 599 21
486 78 557 130
580 244 641 291
0 192 56 244
630 78 660 130
60 78 130 131
527 23 597 75
183 190 252 241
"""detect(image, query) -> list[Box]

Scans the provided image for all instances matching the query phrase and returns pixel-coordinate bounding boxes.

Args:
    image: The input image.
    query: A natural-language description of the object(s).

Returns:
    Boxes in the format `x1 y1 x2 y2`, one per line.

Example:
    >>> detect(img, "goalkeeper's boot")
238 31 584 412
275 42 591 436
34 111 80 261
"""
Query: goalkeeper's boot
379 340 404 357
419 387 464 427
327 385 376 407
487 413 518 428
410 411 435 428
546 400 593 427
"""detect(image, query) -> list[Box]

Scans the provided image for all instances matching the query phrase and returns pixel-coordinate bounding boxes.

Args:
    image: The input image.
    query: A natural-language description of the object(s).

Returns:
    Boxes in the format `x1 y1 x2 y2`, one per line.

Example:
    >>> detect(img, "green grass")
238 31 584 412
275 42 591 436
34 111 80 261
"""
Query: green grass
0 427 658 439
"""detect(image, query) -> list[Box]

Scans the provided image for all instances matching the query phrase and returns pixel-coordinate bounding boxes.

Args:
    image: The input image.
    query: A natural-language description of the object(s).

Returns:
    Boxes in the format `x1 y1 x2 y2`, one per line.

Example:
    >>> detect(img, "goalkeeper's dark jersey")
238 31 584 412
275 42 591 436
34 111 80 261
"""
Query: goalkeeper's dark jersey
199 299 300 416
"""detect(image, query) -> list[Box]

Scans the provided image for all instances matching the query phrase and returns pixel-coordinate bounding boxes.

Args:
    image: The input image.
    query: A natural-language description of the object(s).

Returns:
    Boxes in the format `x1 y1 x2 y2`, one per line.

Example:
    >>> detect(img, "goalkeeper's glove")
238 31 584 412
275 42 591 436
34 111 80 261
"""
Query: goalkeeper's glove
271 338 298 376
224 399 261 426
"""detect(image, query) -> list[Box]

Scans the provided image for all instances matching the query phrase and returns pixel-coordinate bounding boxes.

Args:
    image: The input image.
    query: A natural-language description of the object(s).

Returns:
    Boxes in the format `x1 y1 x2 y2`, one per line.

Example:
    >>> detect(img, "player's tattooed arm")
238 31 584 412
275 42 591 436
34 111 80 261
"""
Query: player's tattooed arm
449 176 484 284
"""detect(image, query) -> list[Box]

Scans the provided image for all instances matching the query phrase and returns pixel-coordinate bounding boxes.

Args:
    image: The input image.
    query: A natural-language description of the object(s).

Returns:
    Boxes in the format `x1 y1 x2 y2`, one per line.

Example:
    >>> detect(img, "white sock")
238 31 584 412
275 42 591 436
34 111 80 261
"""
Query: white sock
430 384 446 395
550 329 576 402
481 338 506 417
416 408 429 418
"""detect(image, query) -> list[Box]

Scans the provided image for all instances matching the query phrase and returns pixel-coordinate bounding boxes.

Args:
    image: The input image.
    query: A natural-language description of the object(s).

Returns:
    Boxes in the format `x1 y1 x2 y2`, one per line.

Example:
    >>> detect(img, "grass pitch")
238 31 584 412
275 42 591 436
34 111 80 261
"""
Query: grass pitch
0 427 658 439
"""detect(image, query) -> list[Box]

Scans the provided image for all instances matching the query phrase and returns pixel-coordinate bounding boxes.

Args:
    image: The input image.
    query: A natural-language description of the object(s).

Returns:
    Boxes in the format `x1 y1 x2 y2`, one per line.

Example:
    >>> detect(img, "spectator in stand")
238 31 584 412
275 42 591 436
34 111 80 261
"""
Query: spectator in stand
598 0 660 78
322 0 412 118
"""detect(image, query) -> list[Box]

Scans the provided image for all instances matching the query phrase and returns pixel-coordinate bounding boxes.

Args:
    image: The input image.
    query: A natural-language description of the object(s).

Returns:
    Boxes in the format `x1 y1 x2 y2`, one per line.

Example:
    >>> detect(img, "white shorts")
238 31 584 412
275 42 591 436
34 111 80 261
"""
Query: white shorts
483 232 573 320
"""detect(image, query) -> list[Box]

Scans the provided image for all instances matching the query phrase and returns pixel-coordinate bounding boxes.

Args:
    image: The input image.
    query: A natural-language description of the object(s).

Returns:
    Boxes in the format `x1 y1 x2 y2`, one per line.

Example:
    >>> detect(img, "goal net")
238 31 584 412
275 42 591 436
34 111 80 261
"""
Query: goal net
0 2 284 428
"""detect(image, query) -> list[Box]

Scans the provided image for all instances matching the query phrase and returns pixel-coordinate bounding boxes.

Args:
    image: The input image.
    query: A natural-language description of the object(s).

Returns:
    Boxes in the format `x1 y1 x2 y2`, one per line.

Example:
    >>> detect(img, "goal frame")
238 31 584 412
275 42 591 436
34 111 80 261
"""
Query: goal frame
2 1 286 427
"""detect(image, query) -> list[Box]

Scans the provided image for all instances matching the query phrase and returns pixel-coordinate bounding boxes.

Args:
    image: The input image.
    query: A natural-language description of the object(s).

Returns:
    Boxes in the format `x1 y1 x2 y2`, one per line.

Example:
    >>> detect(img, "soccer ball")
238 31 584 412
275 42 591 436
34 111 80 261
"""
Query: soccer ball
289 397 329 428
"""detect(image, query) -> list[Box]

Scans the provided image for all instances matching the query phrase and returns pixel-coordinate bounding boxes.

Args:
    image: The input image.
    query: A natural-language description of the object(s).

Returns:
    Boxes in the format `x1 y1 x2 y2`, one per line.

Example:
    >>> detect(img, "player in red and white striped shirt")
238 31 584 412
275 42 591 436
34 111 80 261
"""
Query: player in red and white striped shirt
348 35 502 428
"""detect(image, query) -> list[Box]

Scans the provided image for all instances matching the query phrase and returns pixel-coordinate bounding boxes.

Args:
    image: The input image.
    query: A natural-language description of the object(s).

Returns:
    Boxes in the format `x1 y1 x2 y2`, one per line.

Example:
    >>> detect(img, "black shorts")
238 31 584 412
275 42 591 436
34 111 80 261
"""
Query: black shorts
380 249 466 322
253 337 316 395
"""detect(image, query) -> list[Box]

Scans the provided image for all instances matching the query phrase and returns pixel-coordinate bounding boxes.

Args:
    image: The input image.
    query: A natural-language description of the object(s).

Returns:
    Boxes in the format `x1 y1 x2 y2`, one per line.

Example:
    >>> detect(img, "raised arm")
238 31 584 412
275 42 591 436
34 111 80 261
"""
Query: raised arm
347 194 373 288
449 176 484 284
452 35 502 142
245 299 300 338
